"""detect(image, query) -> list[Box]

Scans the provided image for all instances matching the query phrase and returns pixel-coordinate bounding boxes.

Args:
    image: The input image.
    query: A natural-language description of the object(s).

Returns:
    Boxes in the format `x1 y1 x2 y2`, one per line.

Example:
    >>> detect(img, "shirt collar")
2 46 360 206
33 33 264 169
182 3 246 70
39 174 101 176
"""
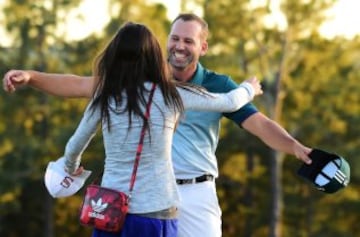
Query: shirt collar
188 63 205 86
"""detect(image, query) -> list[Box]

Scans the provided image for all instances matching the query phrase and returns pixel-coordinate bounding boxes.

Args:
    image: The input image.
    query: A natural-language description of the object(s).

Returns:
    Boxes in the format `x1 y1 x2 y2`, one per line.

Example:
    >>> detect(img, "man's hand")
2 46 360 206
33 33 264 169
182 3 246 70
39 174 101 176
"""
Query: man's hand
3 70 32 93
293 143 312 165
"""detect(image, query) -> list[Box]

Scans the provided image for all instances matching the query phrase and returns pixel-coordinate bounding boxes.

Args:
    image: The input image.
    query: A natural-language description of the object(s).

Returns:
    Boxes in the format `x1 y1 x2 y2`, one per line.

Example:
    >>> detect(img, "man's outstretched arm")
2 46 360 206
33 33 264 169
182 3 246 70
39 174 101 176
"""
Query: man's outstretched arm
3 70 94 98
242 112 312 164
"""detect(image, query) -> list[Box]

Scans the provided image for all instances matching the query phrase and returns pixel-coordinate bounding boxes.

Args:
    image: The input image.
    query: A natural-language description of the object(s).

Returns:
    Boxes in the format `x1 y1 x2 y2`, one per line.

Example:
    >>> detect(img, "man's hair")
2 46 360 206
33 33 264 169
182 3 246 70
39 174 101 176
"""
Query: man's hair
171 13 209 40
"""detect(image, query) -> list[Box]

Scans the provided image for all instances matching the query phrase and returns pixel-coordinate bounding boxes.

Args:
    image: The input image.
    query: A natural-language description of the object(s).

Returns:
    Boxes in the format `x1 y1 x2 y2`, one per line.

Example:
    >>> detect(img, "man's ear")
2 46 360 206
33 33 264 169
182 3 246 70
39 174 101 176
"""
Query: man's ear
200 41 208 56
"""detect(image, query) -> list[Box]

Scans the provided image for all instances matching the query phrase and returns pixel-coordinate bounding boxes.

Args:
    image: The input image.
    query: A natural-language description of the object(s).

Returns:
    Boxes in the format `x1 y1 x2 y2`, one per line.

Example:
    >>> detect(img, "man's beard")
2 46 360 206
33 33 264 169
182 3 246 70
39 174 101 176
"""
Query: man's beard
167 53 193 71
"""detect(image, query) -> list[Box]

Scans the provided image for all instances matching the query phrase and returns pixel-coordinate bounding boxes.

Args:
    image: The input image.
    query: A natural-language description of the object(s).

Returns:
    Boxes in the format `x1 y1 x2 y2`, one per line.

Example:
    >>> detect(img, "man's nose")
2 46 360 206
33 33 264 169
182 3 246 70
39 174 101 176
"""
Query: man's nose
175 41 185 50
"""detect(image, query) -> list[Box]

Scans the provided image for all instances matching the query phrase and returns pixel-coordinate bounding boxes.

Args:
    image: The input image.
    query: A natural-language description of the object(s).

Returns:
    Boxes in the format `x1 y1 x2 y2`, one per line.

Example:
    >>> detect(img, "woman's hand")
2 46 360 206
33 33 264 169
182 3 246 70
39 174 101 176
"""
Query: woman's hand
245 76 263 96
65 166 84 176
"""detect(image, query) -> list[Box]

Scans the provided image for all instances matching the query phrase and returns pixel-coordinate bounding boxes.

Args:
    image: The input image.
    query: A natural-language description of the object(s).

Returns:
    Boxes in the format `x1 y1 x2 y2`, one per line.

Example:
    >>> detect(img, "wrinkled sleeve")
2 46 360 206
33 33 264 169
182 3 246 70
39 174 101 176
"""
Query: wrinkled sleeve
63 102 101 173
178 82 254 112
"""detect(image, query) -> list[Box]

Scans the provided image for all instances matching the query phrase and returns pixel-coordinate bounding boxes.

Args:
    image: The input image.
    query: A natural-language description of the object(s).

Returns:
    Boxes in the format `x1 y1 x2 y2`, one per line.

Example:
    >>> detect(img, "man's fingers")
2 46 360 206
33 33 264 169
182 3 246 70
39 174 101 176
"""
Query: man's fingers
10 74 24 82
3 77 14 92
299 152 312 165
3 71 28 93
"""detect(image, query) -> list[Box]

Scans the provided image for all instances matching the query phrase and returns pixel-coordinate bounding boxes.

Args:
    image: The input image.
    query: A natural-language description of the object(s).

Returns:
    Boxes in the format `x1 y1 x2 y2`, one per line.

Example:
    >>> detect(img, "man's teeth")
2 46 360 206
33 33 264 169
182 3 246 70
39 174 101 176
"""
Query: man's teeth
175 52 186 59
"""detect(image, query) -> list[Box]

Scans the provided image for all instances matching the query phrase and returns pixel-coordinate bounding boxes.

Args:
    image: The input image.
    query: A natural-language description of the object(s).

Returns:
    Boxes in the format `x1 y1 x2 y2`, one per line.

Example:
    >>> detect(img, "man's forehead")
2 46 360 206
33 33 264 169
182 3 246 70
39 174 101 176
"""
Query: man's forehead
170 20 202 38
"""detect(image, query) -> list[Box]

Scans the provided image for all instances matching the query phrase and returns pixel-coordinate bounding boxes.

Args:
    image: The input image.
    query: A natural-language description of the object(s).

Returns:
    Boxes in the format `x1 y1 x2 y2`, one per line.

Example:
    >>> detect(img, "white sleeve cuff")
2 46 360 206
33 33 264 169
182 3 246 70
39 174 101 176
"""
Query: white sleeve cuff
239 81 255 99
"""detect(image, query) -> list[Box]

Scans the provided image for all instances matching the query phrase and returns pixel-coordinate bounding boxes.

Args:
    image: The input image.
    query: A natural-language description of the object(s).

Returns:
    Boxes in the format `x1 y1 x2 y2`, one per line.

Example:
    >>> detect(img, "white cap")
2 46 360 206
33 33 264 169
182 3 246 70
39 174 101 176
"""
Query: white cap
44 157 92 198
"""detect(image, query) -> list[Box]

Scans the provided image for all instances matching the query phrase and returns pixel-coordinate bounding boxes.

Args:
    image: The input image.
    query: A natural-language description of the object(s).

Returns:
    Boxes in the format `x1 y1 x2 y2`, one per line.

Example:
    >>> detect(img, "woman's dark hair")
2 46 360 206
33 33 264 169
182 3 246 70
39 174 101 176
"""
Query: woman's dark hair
91 22 184 130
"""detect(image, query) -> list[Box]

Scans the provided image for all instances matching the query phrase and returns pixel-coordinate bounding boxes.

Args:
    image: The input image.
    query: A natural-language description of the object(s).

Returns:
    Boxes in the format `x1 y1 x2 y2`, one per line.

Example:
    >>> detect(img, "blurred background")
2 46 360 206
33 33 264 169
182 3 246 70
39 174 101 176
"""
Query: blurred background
0 0 359 236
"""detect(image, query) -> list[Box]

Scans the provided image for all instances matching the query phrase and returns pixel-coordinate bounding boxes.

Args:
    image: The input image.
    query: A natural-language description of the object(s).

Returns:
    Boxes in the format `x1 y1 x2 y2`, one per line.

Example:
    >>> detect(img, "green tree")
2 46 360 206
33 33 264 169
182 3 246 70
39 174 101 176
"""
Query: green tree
1 0 98 236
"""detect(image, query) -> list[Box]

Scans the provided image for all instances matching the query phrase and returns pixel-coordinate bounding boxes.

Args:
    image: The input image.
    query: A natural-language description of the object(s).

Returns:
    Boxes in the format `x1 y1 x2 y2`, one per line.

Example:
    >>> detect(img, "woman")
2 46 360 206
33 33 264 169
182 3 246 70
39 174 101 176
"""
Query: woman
63 22 262 237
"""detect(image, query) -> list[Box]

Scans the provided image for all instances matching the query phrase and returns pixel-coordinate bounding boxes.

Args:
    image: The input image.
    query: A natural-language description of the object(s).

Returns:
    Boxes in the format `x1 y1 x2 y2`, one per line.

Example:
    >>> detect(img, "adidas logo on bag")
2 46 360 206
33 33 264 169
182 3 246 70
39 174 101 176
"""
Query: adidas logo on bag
88 198 108 220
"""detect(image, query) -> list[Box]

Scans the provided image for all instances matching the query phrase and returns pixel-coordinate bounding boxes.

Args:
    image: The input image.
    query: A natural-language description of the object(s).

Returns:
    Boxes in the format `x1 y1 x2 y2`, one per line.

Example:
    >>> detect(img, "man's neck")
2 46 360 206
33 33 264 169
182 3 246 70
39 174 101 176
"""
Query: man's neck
172 65 197 82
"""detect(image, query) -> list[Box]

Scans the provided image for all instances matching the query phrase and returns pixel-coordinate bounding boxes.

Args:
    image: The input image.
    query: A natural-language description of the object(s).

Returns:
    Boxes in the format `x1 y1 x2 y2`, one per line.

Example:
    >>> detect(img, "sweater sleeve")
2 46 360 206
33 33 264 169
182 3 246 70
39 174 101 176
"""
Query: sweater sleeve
63 103 101 174
178 82 255 112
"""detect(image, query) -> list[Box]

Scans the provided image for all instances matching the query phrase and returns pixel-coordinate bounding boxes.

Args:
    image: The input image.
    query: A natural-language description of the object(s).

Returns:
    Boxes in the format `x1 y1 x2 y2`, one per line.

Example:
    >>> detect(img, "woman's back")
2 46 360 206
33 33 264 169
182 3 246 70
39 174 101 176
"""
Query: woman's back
66 80 256 213
101 83 179 214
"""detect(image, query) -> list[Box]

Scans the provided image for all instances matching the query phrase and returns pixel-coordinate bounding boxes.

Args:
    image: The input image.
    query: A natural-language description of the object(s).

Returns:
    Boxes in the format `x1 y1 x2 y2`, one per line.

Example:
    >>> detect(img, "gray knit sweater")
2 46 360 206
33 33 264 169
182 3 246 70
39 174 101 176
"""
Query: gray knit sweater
63 82 254 213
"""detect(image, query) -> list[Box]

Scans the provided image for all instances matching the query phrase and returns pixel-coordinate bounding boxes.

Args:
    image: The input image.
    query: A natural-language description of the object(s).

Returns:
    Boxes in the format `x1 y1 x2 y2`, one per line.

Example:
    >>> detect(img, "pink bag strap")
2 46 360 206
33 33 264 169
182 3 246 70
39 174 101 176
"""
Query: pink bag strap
128 82 156 197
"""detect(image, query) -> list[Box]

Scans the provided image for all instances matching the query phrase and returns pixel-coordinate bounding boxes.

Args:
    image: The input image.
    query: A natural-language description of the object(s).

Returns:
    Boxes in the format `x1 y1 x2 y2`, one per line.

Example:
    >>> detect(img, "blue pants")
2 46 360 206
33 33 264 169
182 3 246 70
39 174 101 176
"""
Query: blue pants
92 214 178 237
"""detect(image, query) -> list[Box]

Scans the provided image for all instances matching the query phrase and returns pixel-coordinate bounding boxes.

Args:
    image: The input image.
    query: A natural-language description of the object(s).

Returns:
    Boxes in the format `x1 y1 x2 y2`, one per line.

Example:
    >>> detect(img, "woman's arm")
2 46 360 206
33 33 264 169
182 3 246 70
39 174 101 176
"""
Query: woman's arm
64 103 101 174
179 77 262 112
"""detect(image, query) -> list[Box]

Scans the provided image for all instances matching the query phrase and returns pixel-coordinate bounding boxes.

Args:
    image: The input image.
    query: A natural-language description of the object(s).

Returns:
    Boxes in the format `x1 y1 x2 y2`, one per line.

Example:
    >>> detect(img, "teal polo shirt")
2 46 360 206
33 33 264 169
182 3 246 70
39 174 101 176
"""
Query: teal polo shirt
172 63 258 179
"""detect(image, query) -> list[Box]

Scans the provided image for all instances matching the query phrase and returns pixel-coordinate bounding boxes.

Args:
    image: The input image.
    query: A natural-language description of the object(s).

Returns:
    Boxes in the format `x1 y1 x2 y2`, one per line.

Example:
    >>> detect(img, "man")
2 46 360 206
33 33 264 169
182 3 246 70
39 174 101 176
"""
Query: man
3 13 312 237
